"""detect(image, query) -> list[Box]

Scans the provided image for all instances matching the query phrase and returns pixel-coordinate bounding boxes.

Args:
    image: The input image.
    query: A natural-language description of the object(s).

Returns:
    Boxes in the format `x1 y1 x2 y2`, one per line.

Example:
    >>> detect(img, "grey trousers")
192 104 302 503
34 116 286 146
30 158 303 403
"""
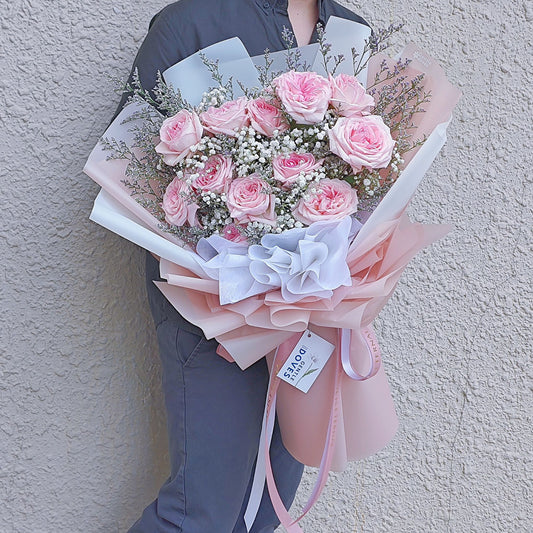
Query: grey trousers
128 252 304 533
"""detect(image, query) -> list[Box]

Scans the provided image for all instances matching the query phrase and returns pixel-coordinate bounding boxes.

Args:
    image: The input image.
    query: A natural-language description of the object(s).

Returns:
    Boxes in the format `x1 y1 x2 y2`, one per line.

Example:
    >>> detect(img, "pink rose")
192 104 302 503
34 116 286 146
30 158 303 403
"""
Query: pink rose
191 155 234 194
155 110 203 166
293 178 358 224
226 174 276 225
273 71 332 125
328 115 395 172
200 97 250 137
329 73 375 117
222 224 248 243
161 177 199 227
272 153 323 188
247 97 289 137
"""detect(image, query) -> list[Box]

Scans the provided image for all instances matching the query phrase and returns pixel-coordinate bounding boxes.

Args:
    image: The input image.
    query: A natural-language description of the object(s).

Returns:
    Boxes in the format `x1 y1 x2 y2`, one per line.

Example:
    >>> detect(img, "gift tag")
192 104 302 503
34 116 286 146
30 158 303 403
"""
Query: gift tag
277 330 335 393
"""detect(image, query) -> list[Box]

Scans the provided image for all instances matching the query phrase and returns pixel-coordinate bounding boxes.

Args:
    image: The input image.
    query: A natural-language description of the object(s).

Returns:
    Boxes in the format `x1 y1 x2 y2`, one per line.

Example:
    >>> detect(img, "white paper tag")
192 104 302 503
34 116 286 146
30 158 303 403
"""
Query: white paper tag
277 330 335 393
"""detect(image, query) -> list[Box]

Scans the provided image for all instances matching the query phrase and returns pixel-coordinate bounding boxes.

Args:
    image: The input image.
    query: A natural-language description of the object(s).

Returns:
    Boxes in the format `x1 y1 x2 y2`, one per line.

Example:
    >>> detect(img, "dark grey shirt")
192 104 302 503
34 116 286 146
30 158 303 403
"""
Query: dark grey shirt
119 0 368 336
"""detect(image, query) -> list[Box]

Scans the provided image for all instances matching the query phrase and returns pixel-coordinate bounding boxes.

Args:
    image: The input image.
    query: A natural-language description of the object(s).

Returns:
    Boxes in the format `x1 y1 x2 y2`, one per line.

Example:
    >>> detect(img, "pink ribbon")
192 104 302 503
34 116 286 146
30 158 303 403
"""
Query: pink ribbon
341 327 381 381
245 326 382 532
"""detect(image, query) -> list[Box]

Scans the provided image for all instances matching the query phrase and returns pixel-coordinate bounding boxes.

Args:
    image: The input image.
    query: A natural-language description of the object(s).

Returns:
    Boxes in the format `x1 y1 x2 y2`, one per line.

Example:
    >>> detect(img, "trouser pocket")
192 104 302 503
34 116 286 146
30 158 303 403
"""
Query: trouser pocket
176 328 207 367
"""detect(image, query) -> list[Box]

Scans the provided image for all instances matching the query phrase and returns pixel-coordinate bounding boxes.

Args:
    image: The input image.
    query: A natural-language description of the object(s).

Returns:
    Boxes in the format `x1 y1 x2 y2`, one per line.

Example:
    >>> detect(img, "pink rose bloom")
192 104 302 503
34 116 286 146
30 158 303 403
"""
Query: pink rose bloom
155 110 203 166
161 177 199 227
328 115 395 172
272 153 323 189
200 97 250 137
247 97 289 137
293 178 358 224
191 155 234 194
329 73 375 117
226 174 276 225
222 224 248 243
273 71 332 125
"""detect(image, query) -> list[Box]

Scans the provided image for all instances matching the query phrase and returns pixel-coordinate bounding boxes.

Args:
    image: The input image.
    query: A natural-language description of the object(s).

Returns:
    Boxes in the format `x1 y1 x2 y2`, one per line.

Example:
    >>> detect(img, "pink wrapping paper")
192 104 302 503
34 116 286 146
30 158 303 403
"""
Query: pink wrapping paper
155 214 451 468
268 329 398 469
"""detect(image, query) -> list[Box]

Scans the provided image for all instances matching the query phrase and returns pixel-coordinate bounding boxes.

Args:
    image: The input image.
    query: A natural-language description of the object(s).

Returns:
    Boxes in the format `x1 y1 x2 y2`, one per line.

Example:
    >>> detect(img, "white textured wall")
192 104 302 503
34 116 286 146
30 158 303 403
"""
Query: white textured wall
0 0 530 532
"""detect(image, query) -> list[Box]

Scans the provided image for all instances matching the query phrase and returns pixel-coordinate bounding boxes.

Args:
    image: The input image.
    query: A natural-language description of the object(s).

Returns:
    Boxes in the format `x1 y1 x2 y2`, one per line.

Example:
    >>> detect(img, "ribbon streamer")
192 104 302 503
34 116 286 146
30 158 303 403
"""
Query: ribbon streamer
341 327 381 381
245 326 381 532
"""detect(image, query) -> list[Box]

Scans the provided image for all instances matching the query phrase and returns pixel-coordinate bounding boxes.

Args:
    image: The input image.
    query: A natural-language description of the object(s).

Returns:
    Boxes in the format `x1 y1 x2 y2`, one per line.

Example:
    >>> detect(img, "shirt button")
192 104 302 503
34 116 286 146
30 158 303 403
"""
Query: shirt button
263 2 270 8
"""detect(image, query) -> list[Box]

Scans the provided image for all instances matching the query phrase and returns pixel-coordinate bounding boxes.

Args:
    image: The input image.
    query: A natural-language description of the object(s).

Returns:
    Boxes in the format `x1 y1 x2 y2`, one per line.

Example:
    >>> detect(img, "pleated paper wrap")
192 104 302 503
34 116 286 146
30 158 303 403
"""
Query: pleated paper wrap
155 212 450 467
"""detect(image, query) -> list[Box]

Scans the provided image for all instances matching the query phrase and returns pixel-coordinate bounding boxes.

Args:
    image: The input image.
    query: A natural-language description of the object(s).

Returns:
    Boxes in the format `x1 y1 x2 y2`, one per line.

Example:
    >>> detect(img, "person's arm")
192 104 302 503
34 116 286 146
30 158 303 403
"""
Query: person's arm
111 7 187 261
112 6 186 120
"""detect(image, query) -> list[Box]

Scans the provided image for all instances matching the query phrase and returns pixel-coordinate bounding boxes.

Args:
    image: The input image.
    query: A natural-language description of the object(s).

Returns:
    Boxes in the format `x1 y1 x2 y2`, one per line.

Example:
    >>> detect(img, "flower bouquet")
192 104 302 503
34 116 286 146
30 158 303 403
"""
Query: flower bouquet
85 17 460 532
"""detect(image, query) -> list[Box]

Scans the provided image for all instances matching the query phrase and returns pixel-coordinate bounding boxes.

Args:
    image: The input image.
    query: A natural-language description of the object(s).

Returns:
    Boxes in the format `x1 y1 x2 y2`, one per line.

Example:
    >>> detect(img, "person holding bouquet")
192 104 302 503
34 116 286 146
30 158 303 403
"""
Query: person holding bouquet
112 1 369 532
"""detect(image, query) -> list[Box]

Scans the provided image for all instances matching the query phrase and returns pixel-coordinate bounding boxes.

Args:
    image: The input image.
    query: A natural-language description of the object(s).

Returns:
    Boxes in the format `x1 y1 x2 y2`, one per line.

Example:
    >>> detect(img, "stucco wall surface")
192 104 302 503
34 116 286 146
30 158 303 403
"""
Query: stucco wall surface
0 0 530 532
